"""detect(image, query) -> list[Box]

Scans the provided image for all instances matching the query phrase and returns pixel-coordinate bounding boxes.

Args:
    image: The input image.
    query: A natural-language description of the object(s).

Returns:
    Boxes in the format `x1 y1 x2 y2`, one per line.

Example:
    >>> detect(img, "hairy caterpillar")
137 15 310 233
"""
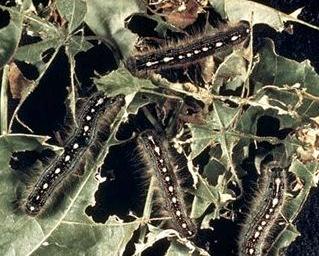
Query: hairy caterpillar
137 129 197 238
238 162 288 256
126 21 250 76
23 92 125 216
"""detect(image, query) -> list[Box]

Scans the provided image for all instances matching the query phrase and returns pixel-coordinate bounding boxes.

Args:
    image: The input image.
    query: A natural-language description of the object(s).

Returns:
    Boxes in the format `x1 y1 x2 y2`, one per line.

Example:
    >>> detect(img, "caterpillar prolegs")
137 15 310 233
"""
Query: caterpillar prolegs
238 162 288 256
137 129 197 238
23 92 125 216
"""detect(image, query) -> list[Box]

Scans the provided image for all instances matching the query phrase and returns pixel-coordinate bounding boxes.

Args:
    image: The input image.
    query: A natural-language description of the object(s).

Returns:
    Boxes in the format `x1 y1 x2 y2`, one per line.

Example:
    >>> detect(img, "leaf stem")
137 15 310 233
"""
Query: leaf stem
0 65 9 135
137 176 156 255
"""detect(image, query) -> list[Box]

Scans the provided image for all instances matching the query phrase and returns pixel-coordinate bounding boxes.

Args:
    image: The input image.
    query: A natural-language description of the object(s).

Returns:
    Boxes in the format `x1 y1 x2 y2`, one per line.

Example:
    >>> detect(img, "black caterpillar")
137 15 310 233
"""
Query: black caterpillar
138 129 197 238
23 92 125 216
238 162 288 256
126 21 250 76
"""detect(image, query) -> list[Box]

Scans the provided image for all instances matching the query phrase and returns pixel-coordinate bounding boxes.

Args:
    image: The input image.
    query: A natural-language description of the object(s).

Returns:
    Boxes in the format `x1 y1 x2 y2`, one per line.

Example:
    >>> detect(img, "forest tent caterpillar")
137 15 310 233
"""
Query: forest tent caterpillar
137 129 197 238
23 92 125 216
126 21 250 76
238 162 288 256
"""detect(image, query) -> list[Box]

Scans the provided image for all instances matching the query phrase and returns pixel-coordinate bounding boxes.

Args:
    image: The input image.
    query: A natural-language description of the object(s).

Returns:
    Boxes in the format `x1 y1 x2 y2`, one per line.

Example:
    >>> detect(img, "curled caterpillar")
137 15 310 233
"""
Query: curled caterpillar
23 92 125 216
137 129 197 238
238 162 288 256
126 21 250 76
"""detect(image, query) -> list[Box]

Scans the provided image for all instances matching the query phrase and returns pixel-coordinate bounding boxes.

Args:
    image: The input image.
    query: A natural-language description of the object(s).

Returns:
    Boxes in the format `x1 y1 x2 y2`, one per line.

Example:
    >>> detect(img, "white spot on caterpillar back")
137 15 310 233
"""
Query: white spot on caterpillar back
215 42 223 47
163 57 174 62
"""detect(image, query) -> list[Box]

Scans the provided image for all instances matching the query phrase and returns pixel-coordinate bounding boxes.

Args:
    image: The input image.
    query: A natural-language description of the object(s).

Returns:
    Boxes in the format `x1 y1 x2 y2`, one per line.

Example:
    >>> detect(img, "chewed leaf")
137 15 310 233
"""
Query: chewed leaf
134 224 208 255
15 39 61 71
248 38 319 124
15 3 91 73
85 0 143 59
165 240 210 256
95 68 180 116
189 100 240 159
268 224 300 255
1 0 319 255
252 39 319 96
0 134 53 166
134 225 176 255
191 175 223 220
213 50 251 92
30 216 140 256
0 103 140 255
225 0 319 32
56 0 87 33
94 68 157 98
0 3 26 68
209 0 226 19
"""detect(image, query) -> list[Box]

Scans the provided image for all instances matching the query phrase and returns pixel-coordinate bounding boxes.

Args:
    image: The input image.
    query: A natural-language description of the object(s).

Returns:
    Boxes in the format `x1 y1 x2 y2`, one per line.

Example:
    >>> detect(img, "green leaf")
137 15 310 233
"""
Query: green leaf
209 0 226 19
0 134 51 167
225 0 319 32
191 175 225 222
15 38 62 70
0 2 30 68
95 68 157 98
269 224 300 255
165 240 209 256
189 100 240 159
252 39 319 97
56 0 87 33
95 68 175 116
31 216 140 256
213 50 250 92
250 39 319 122
134 225 208 255
85 0 143 59
11 2 92 132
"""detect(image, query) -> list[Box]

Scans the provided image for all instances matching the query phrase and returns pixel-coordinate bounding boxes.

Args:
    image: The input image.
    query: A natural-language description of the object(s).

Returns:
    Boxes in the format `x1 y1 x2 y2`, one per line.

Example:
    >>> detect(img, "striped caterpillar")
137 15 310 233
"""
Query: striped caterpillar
238 162 288 256
137 129 197 238
125 21 250 76
23 92 125 216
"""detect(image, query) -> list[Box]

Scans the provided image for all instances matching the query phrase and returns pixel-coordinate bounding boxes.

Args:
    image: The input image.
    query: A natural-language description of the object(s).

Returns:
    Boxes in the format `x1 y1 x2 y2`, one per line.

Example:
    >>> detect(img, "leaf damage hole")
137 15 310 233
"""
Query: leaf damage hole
32 0 50 9
0 9 10 29
142 238 170 256
10 151 41 171
10 149 56 173
86 142 142 223
75 42 117 86
0 0 17 7
14 60 39 80
257 115 293 140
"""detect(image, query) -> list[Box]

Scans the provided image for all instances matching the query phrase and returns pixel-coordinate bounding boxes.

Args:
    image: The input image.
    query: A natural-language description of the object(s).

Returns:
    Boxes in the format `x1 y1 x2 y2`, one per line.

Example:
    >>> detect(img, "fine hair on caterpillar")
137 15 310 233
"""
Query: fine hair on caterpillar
21 92 125 216
137 129 197 238
125 21 250 76
238 161 288 256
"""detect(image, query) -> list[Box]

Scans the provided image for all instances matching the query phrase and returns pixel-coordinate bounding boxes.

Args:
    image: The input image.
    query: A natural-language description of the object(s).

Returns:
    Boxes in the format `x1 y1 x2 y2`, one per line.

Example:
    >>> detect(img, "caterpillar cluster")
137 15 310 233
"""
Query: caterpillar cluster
22 92 125 216
125 21 250 76
19 19 251 241
238 162 288 256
